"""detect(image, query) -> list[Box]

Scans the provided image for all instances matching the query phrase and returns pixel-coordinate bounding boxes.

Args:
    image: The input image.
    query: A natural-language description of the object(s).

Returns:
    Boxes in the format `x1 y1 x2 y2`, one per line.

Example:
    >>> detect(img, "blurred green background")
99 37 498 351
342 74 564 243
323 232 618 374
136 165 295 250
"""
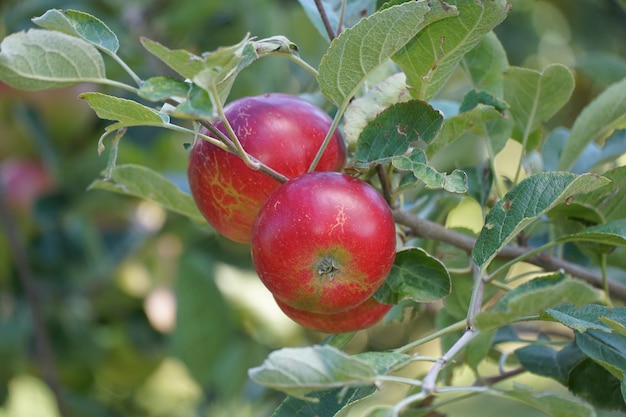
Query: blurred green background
1 1 626 416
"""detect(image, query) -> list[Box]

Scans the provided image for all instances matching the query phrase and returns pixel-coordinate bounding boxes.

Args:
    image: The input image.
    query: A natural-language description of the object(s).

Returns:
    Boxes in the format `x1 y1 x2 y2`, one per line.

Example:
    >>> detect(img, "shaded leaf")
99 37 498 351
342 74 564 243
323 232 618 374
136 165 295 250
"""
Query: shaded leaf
576 330 626 380
393 0 510 101
499 384 596 417
297 0 377 41
0 29 106 90
343 73 412 149
318 1 456 107
569 165 626 223
248 345 376 401
516 343 587 385
558 78 626 171
472 172 610 268
354 100 443 163
374 247 450 305
32 9 119 53
554 219 626 249
503 64 575 148
567 358 626 411
461 31 509 97
88 164 206 224
475 274 602 331
138 76 189 102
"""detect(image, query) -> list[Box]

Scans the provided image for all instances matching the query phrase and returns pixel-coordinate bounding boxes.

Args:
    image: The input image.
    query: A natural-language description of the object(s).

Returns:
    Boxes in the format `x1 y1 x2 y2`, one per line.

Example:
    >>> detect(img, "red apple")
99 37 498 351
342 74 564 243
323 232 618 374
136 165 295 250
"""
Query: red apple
251 172 397 314
275 296 392 334
0 157 55 211
187 93 346 243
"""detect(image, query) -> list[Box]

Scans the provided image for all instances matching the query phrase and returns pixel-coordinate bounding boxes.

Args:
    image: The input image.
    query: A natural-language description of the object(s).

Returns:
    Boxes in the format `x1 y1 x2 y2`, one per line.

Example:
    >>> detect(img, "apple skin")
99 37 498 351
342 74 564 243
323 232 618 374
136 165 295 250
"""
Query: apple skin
187 93 346 243
275 296 392 334
251 172 396 314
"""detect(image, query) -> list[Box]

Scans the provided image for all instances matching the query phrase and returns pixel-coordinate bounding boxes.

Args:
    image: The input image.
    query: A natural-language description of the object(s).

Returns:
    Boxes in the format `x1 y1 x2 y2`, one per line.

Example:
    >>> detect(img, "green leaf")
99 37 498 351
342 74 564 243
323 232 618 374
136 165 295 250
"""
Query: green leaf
88 164 206 224
374 247 451 305
272 386 377 417
392 150 468 193
554 219 626 249
393 0 510 101
343 73 412 150
0 29 106 90
558 78 626 171
570 166 626 222
472 172 610 268
461 31 509 98
248 345 377 401
32 9 119 54
297 0 377 41
140 35 257 104
503 64 575 149
426 104 505 158
80 92 168 131
354 100 443 164
544 304 626 334
576 330 626 380
567 358 626 411
475 274 602 331
498 384 596 417
138 76 189 102
317 1 457 107
515 343 587 385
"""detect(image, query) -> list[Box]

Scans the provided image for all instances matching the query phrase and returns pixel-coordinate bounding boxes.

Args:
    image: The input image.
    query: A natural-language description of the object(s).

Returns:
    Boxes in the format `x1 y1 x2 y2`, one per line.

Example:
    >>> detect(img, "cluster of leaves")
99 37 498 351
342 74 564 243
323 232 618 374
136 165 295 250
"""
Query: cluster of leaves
1 1 626 416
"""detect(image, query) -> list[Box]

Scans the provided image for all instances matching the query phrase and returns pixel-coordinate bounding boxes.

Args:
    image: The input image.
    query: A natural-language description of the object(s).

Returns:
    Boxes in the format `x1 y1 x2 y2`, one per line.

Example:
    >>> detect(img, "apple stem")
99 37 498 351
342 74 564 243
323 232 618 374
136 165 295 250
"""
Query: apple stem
308 103 346 172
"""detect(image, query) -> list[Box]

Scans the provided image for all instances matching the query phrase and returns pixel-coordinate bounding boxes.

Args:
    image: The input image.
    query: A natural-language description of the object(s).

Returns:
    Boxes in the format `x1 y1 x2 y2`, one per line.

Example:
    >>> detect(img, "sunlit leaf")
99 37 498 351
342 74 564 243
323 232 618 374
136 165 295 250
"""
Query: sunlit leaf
0 29 106 90
569 165 626 222
32 9 119 53
374 247 450 305
318 1 456 107
544 304 626 334
88 164 206 224
393 0 510 101
80 92 168 131
248 345 377 401
558 78 626 171
554 219 626 249
472 172 610 268
343 73 411 149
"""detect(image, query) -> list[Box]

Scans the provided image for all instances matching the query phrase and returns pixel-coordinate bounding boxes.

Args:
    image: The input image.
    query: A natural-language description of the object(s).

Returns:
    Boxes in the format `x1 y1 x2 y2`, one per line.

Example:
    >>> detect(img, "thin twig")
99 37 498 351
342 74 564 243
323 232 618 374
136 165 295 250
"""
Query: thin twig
0 188 69 417
392 209 626 301
314 0 337 40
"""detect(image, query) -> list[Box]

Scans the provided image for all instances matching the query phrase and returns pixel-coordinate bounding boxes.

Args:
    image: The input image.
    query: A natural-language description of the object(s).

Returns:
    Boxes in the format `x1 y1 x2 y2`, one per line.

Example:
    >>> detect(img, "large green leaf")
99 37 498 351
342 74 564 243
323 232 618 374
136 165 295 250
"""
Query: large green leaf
374 247 450 305
569 166 626 223
472 172 610 268
0 29 107 90
393 0 510 101
558 78 626 171
317 1 456 107
475 274 602 331
88 164 206 224
554 219 626 249
545 304 626 335
503 64 575 149
248 345 377 401
32 9 119 54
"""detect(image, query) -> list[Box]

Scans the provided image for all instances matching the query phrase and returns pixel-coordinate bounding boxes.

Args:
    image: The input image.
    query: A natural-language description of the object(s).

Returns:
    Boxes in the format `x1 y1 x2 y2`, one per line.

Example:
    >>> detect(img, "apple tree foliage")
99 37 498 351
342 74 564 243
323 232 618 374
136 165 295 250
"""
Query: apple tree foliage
1 1 626 416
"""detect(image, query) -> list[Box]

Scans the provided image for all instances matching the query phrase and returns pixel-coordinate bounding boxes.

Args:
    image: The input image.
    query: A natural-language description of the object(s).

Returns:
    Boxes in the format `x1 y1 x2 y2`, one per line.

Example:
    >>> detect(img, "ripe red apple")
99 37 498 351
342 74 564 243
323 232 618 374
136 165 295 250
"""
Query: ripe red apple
187 93 346 243
251 172 397 314
275 296 392 334
0 157 55 211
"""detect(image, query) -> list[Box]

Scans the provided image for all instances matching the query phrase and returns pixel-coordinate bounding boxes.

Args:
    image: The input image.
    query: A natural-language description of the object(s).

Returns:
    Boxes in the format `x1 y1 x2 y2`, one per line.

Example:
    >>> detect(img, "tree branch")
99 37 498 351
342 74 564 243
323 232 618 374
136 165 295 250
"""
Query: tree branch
314 0 337 40
393 209 626 301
